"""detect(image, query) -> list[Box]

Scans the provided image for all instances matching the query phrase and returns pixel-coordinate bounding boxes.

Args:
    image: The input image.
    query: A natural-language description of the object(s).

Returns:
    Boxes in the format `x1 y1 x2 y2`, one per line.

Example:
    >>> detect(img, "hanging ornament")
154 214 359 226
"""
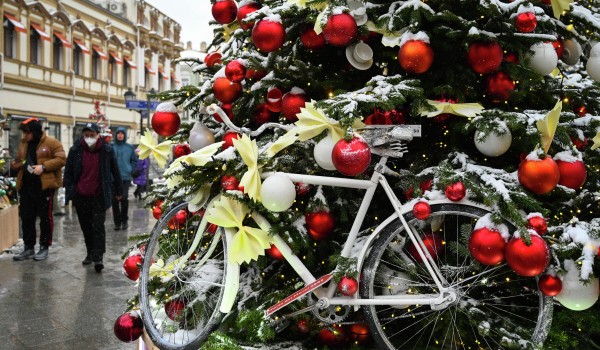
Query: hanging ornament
318 325 347 347
114 312 144 342
222 131 241 150
527 42 558 76
332 136 372 176
474 126 512 157
305 210 335 240
348 0 368 25
337 276 359 296
152 206 162 220
296 182 311 197
168 209 188 230
445 182 466 202
151 102 181 137
237 2 261 30
246 68 267 81
538 274 562 296
412 201 431 220
314 134 337 170
468 227 506 266
221 175 240 191
213 77 242 104
527 214 548 235
266 87 283 112
586 56 600 82
253 103 275 124
188 122 216 151
570 135 588 150
266 244 284 260
517 156 560 194
467 41 503 74
122 254 143 281
323 13 357 47
398 40 434 74
515 12 537 33
173 144 191 159
407 232 443 263
552 39 564 58
204 52 222 67
561 38 582 65
301 27 326 50
556 260 599 310
504 52 519 64
260 173 296 212
165 299 186 320
346 41 374 70
574 105 587 117
252 19 286 52
297 319 310 334
365 109 392 125
486 71 515 102
281 89 307 122
505 234 549 277
349 323 371 346
211 0 237 24
555 158 587 190
225 60 247 83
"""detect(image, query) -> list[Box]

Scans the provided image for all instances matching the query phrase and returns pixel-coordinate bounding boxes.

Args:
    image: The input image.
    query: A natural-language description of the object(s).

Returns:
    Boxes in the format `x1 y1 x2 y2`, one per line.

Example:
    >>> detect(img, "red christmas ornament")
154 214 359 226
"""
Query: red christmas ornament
515 12 537 33
122 254 143 281
237 2 261 30
168 209 188 230
574 105 587 117
213 77 242 104
297 319 310 334
420 179 433 192
245 68 267 81
504 52 519 64
538 274 563 296
152 206 162 220
301 27 326 50
318 325 347 347
211 0 237 24
407 232 443 263
253 103 275 124
505 234 549 277
486 71 515 102
412 201 431 220
323 13 357 47
398 40 434 74
266 244 284 260
152 110 181 137
205 52 222 67
517 157 560 194
365 109 392 125
222 131 241 150
305 210 335 240
266 87 283 112
252 20 286 52
114 312 143 342
221 175 240 191
570 136 588 150
214 103 234 123
552 40 564 58
153 199 163 208
468 228 506 266
527 215 548 236
467 41 503 74
556 159 587 190
349 323 371 345
296 182 311 197
173 143 191 159
281 92 307 122
332 136 372 176
165 300 186 320
337 276 358 296
445 182 466 201
225 60 247 83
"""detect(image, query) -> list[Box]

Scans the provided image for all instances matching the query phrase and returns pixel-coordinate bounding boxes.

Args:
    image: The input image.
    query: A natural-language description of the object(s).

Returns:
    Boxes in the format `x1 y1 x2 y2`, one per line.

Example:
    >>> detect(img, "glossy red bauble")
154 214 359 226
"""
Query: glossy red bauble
253 103 275 125
245 68 267 81
486 71 515 102
552 40 564 58
122 254 143 281
349 323 371 345
556 159 587 190
213 77 242 104
237 2 261 30
571 136 588 150
527 215 548 236
305 210 335 240
168 209 188 229
467 41 503 74
332 136 371 176
468 228 506 266
301 27 326 50
407 232 443 263
445 182 466 202
151 111 181 137
173 144 191 159
505 235 549 277
252 20 286 52
266 244 284 260
221 175 240 191
318 325 347 347
323 13 357 47
281 92 307 122
515 12 537 33
412 201 431 220
504 52 519 64
114 312 143 342
205 52 222 67
222 131 241 150
152 206 162 220
225 60 247 83
398 40 434 74
266 87 283 112
538 274 563 296
337 276 358 296
164 300 186 320
214 103 234 123
518 157 560 194
211 0 237 24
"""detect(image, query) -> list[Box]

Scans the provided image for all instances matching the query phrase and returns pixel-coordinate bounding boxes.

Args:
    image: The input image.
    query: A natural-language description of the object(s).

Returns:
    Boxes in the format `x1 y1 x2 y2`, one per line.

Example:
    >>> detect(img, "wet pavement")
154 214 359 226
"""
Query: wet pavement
0 195 156 350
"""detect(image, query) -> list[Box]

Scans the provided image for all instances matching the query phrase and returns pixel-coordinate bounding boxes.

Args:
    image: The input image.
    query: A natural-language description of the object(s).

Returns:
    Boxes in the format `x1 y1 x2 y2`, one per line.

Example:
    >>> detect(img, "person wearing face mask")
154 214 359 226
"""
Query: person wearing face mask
63 122 123 272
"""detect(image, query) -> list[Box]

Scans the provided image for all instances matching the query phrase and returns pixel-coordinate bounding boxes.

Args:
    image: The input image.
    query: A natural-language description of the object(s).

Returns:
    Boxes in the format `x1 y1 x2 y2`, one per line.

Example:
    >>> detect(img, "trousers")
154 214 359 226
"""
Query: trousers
19 188 55 248
112 181 130 225
74 194 106 260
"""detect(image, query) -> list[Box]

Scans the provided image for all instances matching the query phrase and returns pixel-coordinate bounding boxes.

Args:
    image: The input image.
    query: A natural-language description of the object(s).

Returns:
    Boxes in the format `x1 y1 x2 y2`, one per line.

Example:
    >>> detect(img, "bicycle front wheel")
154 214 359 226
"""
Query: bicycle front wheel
360 202 552 350
139 202 227 350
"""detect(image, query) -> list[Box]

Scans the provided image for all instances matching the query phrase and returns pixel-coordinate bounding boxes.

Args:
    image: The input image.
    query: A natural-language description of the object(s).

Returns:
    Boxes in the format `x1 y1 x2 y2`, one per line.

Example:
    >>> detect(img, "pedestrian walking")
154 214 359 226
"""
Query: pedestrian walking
132 148 149 200
11 118 66 261
111 127 137 230
63 122 123 272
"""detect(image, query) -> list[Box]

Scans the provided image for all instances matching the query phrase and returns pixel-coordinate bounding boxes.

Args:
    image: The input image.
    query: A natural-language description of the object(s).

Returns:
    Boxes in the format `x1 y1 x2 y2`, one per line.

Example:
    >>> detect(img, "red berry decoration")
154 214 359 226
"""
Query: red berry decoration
555 159 587 190
398 40 434 74
486 71 515 102
221 175 240 191
505 234 549 277
468 228 506 266
301 27 326 50
205 52 222 67
467 41 503 74
152 206 162 220
151 103 181 137
518 157 560 194
281 90 307 122
412 201 431 220
323 13 357 47
213 77 242 104
222 131 241 150
527 215 548 236
349 323 371 346
515 12 537 33
165 300 186 320
253 103 275 124
211 0 237 24
407 232 443 263
332 136 372 176
538 274 563 296
266 244 284 260
445 182 466 201
225 60 246 83
252 20 286 52
114 312 144 342
305 210 335 240
122 254 143 281
318 325 347 347
237 2 261 30
337 276 358 296
173 144 191 159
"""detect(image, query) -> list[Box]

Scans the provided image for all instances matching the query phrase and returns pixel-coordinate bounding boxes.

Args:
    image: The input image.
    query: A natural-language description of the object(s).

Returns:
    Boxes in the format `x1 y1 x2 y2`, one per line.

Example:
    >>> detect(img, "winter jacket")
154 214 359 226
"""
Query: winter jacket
112 127 138 181
63 138 123 210
133 158 149 186
14 132 66 191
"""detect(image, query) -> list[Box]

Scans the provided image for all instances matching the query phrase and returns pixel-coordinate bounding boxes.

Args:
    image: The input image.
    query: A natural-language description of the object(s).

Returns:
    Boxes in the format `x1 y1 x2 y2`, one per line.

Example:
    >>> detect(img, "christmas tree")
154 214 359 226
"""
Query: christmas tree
116 0 600 349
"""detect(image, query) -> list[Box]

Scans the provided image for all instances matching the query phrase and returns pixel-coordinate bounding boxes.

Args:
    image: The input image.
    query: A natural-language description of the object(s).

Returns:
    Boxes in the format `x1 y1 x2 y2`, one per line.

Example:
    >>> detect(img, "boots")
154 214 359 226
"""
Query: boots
33 246 49 261
13 247 35 261
121 221 129 230
82 254 93 265
94 259 104 272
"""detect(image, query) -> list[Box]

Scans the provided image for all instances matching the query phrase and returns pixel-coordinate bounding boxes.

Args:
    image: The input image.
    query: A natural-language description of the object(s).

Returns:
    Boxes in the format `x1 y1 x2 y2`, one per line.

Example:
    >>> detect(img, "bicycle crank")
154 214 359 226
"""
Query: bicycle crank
308 294 351 323
269 299 328 332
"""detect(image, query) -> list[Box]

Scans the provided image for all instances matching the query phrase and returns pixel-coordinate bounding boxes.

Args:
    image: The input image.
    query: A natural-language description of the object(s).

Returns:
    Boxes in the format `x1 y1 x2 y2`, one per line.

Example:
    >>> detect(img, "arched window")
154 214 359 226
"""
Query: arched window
53 35 63 70
3 16 17 58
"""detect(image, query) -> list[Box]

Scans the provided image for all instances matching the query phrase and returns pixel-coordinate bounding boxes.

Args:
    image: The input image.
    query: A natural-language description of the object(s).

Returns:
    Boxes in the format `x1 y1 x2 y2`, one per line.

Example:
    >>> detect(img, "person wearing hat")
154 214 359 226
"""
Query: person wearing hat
63 122 123 272
11 118 66 261
111 127 138 230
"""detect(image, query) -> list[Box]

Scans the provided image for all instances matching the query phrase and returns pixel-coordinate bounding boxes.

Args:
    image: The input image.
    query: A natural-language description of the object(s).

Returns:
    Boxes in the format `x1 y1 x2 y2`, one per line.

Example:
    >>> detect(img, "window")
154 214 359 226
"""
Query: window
108 55 117 84
30 28 41 64
123 59 131 87
158 70 165 92
145 65 153 89
46 122 61 140
92 50 100 79
3 18 16 58
73 45 82 75
53 36 63 70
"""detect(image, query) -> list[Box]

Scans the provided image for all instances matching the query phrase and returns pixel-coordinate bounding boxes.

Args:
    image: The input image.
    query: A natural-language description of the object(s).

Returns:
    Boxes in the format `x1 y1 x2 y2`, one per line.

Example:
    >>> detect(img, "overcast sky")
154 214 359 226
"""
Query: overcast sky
144 0 214 50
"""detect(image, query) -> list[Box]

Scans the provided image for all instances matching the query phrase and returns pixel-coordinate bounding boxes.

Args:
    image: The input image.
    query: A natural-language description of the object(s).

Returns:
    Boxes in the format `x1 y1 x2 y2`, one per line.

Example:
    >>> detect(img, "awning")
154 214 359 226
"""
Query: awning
171 73 180 83
92 45 108 60
3 14 27 33
158 68 169 80
123 56 137 68
109 51 123 64
30 23 51 41
145 64 156 75
53 32 72 48
73 39 90 54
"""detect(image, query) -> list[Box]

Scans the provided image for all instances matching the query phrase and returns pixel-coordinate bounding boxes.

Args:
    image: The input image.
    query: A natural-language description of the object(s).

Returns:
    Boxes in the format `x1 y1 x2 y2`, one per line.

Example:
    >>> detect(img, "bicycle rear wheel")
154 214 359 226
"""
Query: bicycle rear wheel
360 202 552 350
139 202 227 350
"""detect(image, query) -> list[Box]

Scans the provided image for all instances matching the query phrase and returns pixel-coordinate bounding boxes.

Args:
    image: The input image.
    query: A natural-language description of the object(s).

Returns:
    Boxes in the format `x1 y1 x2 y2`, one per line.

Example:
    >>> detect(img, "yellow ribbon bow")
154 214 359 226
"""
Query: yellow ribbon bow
591 131 600 150
420 100 484 118
233 135 261 201
148 257 184 282
205 196 271 265
138 129 172 168
550 0 573 19
536 100 561 153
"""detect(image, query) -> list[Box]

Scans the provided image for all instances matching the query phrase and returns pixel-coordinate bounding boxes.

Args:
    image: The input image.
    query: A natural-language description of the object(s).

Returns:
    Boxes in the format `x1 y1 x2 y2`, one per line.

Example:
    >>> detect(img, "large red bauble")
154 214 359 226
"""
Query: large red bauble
213 77 242 104
515 12 537 33
468 228 506 266
556 160 587 190
173 143 191 159
318 325 347 347
332 136 371 176
221 175 240 191
211 0 237 24
323 13 357 47
151 111 181 137
253 103 274 124
349 323 371 345
337 276 358 296
398 40 434 74
205 52 222 67
412 201 431 220
266 244 284 260
225 60 246 83
237 2 261 30
114 312 143 342
467 41 503 74
281 92 307 121
122 254 143 281
165 300 186 320
222 131 240 149
518 157 560 194
445 182 466 201
505 235 549 277
486 71 515 102
538 274 562 296
305 210 335 240
407 232 443 263
252 20 285 52
152 206 162 220
301 27 326 50
527 215 548 236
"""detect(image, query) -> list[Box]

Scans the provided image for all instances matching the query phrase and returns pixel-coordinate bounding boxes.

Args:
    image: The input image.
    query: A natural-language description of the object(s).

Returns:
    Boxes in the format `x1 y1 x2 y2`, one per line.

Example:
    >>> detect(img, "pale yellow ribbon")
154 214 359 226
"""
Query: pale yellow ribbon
149 257 184 282
551 0 573 19
205 196 271 264
138 129 172 168
536 100 561 153
419 100 484 118
232 135 261 201
591 131 600 150
164 142 224 189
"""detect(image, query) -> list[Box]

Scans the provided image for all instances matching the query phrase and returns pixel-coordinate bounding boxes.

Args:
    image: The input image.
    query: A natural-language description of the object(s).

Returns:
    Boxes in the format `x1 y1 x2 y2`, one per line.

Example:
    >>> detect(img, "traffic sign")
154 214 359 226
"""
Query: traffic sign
126 100 161 111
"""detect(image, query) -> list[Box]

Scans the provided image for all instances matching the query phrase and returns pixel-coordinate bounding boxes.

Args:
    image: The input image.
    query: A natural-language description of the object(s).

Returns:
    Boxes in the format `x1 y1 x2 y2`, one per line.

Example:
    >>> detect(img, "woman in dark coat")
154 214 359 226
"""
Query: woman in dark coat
132 148 149 200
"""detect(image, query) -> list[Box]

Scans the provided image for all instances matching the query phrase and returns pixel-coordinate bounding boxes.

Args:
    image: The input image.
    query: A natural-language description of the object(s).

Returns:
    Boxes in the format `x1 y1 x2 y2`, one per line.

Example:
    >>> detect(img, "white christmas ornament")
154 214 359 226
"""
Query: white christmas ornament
314 134 337 170
587 42 600 58
189 122 216 151
561 39 582 65
348 1 368 25
556 260 599 311
474 127 513 157
527 42 558 76
346 42 373 70
586 56 600 82
260 173 296 212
